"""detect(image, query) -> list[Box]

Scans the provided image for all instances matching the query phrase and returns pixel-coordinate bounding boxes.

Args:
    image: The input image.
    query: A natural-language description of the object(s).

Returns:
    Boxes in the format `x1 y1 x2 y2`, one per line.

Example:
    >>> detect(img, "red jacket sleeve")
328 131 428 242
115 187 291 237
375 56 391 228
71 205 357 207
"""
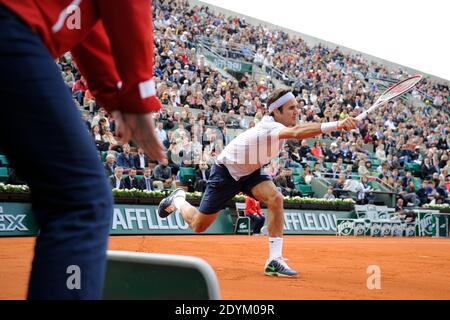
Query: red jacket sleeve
96 0 161 113
71 22 121 113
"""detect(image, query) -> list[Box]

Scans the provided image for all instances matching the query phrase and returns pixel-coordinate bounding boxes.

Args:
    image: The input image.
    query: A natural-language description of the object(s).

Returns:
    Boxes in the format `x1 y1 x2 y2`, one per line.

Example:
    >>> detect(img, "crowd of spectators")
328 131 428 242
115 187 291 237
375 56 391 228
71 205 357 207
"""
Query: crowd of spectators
50 0 450 216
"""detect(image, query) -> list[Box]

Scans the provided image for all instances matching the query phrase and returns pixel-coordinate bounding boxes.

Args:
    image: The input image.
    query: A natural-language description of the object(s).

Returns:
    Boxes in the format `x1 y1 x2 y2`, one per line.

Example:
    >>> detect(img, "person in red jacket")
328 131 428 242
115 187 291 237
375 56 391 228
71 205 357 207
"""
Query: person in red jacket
245 195 266 235
0 0 164 299
72 76 87 106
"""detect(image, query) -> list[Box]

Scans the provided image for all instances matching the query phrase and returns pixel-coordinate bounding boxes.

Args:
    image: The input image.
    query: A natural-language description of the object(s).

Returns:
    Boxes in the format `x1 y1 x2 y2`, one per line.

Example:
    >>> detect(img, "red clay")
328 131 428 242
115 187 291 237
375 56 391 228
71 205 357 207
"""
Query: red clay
1 235 450 299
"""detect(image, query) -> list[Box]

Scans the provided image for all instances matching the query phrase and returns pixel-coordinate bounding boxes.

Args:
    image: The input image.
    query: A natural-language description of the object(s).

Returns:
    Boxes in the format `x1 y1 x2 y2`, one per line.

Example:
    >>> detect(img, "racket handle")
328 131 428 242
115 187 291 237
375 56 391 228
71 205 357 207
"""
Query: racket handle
356 101 381 121
355 112 367 121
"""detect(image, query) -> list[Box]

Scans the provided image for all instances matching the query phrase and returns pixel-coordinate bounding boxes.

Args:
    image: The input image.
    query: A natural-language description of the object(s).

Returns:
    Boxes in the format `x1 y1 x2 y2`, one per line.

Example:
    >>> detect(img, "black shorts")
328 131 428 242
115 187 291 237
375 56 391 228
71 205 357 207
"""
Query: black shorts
198 164 272 214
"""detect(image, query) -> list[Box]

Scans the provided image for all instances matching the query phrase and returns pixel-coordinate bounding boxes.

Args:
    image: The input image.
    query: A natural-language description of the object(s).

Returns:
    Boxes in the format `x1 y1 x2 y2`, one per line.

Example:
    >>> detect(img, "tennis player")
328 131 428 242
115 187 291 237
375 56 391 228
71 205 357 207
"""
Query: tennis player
159 88 358 277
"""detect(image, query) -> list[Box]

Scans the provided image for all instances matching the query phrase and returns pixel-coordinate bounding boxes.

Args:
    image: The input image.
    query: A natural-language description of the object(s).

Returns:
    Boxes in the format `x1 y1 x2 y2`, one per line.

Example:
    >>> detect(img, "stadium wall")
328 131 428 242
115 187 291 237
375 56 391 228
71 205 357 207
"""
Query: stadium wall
0 201 356 236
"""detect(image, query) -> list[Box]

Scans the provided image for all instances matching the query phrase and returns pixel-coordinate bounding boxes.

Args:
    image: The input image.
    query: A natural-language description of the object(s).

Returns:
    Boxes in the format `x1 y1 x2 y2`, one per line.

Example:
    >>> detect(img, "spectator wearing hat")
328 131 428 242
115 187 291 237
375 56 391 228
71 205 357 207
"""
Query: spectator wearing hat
328 163 341 179
325 142 341 162
171 69 181 84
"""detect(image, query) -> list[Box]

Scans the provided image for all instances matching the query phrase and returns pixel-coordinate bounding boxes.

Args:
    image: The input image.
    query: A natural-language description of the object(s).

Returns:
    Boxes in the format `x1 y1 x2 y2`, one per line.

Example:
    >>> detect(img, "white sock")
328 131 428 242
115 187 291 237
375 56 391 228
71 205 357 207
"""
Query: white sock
269 237 283 261
173 192 187 211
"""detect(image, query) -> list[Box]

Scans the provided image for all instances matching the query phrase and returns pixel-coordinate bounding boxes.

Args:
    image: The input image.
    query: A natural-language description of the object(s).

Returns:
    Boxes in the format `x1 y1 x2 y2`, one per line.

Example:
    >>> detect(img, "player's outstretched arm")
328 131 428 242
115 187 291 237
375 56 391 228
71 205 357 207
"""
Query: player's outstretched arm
279 117 358 140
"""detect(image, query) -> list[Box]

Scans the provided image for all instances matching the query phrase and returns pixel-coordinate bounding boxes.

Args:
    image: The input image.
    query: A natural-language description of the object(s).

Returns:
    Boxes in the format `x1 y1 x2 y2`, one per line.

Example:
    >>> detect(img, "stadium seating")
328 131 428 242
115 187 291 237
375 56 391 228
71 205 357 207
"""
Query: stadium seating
297 184 314 197
0 167 8 182
405 163 421 174
179 167 196 185
413 177 422 190
371 159 381 167
292 167 304 176
306 160 316 168
103 251 221 300
293 175 305 186
101 151 108 162
0 155 9 167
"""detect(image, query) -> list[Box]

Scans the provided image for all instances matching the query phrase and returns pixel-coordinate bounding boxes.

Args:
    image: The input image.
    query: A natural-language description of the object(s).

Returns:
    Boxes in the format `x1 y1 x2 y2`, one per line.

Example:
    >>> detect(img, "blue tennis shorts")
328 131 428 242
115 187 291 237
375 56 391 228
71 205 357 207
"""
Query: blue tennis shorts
198 164 272 214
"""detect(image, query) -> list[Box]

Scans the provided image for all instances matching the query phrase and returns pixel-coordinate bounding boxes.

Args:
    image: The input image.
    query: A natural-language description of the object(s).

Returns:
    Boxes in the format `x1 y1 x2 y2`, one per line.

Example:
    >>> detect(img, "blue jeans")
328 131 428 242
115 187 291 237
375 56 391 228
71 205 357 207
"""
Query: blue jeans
0 6 113 299
287 161 301 168
73 90 85 106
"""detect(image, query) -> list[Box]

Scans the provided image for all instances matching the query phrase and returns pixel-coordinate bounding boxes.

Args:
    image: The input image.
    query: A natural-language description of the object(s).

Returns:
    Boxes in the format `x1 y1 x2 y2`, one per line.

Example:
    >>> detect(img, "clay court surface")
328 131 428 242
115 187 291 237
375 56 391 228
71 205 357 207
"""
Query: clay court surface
1 235 450 299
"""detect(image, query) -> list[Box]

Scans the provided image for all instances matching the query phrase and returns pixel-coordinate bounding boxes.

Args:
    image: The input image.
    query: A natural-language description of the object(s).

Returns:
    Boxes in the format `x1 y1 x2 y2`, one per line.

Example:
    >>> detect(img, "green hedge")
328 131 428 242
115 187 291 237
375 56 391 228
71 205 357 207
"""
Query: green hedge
0 183 355 206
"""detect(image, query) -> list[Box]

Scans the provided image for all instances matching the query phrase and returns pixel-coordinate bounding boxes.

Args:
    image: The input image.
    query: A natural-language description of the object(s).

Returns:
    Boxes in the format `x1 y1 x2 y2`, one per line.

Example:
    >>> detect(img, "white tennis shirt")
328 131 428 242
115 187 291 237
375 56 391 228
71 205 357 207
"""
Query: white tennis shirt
217 116 286 180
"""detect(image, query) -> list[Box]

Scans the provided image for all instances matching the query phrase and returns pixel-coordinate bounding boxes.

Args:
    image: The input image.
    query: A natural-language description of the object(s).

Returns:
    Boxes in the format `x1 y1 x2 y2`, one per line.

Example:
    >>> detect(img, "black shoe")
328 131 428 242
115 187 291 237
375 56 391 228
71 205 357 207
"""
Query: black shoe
264 258 298 277
157 188 186 218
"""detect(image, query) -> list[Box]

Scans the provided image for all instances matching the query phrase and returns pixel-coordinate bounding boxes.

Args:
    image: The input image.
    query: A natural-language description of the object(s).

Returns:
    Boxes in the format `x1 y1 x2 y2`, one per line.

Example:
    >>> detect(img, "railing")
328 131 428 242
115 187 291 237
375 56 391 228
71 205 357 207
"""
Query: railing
195 35 294 85
317 174 396 207
318 172 396 192
195 40 235 79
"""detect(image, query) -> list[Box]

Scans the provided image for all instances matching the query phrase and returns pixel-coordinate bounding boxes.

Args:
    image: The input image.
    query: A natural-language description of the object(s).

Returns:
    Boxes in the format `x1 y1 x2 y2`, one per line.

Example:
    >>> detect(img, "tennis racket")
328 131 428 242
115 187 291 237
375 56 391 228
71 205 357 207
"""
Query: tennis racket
355 74 423 121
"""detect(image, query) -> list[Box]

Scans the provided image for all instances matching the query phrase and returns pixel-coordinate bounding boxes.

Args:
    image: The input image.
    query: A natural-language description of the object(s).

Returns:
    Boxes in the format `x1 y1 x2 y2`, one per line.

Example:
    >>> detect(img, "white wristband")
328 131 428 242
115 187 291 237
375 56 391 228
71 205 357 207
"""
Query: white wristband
321 121 339 134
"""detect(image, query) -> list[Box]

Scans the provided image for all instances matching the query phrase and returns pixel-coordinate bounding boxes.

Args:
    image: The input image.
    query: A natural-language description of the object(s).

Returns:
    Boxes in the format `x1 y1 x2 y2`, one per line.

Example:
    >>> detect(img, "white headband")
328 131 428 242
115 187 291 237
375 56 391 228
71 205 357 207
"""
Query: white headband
268 92 296 112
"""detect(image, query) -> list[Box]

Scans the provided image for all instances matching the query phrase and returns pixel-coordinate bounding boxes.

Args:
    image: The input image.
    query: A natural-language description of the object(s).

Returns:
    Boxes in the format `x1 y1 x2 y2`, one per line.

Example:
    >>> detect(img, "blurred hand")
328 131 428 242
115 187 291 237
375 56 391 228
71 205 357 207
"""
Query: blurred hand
338 117 358 131
112 111 166 162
